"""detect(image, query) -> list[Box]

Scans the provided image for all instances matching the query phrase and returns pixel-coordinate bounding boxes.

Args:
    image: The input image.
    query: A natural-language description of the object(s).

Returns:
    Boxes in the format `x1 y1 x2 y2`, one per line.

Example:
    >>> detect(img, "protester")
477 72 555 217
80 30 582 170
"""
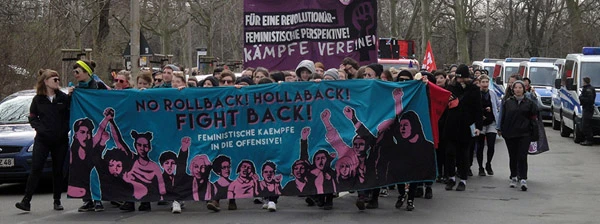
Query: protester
498 80 538 191
213 67 224 80
253 67 269 84
579 77 595 146
15 69 70 212
152 71 163 87
69 59 107 212
187 76 198 87
476 75 501 176
136 71 153 89
242 67 255 78
314 62 325 76
219 70 237 86
503 74 522 101
296 60 316 81
158 64 179 88
200 76 219 87
323 68 339 80
284 70 297 82
172 72 186 90
341 57 359 79
113 70 132 90
337 69 348 80
443 64 482 192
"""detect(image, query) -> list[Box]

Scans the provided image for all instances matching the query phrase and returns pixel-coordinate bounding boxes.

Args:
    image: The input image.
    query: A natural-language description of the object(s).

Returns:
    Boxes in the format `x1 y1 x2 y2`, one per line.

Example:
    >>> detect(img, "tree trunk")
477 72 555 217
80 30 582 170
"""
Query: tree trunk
420 0 431 61
499 0 514 58
566 0 584 53
454 0 470 63
390 0 399 38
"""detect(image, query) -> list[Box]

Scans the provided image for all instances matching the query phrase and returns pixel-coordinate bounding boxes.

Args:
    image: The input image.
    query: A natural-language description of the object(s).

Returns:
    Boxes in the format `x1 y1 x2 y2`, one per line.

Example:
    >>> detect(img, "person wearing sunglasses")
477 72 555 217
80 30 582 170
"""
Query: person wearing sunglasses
113 70 132 90
152 71 163 87
71 59 108 91
16 69 70 212
219 70 237 86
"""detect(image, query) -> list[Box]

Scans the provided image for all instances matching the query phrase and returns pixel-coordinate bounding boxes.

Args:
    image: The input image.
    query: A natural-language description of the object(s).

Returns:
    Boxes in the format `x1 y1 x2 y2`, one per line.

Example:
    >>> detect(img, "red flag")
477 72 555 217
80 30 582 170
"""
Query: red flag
422 41 437 72
427 82 450 149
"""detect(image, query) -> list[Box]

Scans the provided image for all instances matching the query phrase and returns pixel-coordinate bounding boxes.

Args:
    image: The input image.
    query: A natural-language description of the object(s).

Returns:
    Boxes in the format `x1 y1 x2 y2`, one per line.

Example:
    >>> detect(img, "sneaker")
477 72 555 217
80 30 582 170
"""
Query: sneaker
206 200 220 212
53 200 64 211
16 201 31 212
406 200 414 211
172 201 182 213
355 198 366 210
580 140 594 146
262 203 268 209
379 188 389 197
479 168 487 176
395 195 406 209
228 200 237 210
424 187 433 199
445 179 456 191
78 201 94 212
486 163 494 176
138 202 151 211
267 201 276 212
253 198 263 204
456 181 466 191
520 179 528 191
94 201 104 212
509 177 518 188
120 202 135 212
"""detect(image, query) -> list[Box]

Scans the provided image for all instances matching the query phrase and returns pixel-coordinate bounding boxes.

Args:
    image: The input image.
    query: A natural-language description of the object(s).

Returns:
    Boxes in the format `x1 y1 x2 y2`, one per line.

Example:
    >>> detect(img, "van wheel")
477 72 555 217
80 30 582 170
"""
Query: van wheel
560 116 572 137
552 109 560 130
573 119 584 143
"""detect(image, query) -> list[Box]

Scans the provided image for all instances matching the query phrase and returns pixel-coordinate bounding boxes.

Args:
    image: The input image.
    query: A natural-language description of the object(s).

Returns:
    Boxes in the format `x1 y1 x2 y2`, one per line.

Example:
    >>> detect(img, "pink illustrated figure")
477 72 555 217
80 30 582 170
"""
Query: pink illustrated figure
228 160 259 199
189 154 215 201
122 130 166 201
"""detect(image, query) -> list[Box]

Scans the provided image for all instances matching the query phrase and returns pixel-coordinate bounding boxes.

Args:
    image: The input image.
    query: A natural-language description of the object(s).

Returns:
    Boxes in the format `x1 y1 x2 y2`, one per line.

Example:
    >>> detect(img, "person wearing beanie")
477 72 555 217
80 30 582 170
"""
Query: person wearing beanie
498 80 538 191
367 63 384 78
295 60 316 81
396 69 416 81
323 68 339 80
442 64 482 192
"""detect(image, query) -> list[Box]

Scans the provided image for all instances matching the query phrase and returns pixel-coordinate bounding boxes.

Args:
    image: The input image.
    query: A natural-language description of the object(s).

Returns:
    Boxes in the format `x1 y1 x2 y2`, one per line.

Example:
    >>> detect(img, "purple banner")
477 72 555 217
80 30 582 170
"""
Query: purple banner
244 0 378 70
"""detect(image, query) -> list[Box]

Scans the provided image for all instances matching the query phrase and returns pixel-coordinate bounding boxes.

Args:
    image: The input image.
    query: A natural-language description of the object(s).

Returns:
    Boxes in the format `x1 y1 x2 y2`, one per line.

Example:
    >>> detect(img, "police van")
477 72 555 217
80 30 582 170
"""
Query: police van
518 57 559 120
553 47 600 143
493 58 529 91
473 58 501 75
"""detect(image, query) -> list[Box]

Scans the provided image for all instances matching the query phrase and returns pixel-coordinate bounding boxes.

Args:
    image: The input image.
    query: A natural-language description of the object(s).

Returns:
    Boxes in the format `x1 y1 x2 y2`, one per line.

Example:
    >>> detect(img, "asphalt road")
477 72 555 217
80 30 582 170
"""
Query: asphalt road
1 126 598 224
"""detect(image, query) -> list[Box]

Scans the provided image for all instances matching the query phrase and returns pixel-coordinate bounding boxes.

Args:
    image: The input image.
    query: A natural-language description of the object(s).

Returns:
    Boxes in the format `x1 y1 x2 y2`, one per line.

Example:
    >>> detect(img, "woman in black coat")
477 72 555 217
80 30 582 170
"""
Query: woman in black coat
498 80 539 191
16 69 70 212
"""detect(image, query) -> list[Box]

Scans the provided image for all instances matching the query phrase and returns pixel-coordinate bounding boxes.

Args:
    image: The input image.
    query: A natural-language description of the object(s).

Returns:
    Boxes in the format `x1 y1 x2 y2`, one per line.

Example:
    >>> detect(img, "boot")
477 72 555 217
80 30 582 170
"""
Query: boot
16 197 31 212
53 199 64 211
486 163 494 176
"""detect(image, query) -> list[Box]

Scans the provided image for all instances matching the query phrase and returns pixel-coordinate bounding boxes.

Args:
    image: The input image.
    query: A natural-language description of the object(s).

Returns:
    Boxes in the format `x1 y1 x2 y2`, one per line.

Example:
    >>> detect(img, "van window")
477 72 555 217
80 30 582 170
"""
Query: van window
562 60 574 85
581 62 600 87
504 66 519 83
528 67 555 86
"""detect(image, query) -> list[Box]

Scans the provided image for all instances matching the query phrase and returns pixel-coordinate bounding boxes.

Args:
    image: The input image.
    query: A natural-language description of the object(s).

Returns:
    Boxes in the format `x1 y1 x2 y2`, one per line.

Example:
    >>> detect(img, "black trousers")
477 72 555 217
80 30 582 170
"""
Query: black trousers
397 183 417 201
24 138 68 200
477 133 497 168
445 140 470 180
582 110 594 142
436 141 446 178
505 136 529 180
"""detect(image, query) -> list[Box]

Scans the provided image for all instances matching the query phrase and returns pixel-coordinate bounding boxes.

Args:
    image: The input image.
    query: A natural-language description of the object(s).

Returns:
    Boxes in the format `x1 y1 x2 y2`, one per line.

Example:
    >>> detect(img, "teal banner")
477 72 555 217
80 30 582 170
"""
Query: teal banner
67 80 436 201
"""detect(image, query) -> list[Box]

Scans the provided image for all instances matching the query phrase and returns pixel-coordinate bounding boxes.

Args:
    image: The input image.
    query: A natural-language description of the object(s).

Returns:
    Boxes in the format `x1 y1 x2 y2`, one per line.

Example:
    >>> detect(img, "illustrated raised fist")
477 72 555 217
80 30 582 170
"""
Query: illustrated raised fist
321 109 331 121
343 106 356 120
301 127 311 140
181 136 191 152
104 108 115 120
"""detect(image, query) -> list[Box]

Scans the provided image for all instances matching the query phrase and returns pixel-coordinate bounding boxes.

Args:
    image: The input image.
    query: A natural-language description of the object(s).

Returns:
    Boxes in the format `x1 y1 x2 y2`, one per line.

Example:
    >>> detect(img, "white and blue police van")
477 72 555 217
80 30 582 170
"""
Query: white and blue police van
518 57 559 120
473 58 501 76
553 47 600 143
492 58 529 92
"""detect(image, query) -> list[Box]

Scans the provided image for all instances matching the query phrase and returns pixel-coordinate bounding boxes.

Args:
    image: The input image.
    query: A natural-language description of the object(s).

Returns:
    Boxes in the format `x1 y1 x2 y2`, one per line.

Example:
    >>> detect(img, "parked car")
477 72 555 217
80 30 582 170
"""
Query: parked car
0 90 52 184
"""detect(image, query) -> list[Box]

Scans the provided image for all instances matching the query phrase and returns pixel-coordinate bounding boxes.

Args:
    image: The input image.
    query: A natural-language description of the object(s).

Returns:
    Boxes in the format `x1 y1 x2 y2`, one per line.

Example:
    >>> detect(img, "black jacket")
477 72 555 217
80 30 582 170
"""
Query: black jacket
28 90 70 143
442 82 483 142
579 84 595 111
500 96 539 141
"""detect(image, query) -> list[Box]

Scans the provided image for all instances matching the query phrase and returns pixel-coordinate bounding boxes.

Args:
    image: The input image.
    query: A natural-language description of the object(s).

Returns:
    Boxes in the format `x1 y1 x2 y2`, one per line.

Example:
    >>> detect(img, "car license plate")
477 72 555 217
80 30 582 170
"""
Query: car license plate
0 158 14 167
